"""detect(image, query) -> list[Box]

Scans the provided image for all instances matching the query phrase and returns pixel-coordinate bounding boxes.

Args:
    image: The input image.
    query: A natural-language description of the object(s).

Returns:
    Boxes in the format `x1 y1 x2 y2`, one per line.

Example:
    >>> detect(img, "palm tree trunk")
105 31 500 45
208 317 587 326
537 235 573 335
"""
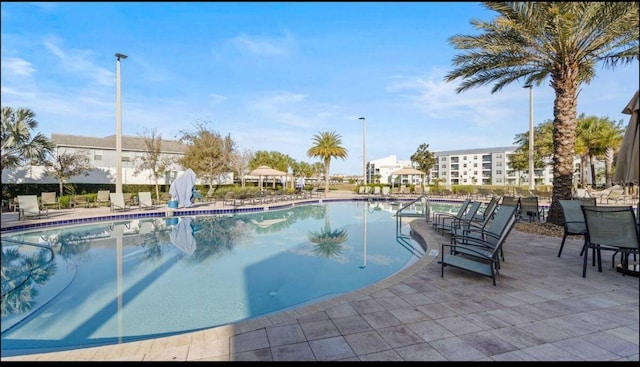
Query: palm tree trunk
580 155 587 188
589 155 597 188
604 147 613 187
324 159 331 194
547 80 578 226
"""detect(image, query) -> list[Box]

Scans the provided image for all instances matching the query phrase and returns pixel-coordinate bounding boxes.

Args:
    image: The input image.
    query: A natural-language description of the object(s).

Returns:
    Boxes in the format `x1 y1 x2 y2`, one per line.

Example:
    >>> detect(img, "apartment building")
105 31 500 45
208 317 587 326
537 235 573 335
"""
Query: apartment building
429 146 556 187
1 133 233 186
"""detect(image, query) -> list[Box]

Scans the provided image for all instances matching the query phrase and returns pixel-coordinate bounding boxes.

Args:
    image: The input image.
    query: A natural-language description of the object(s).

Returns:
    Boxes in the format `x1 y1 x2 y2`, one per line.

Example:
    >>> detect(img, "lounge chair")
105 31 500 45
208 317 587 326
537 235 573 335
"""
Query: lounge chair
472 196 499 224
95 190 111 207
432 198 471 231
605 188 632 204
138 192 156 210
18 195 49 220
444 201 483 235
581 205 639 277
204 187 217 202
109 193 130 212
222 191 237 206
440 204 518 286
371 186 382 197
501 196 521 220
40 192 60 210
72 195 90 209
586 185 620 204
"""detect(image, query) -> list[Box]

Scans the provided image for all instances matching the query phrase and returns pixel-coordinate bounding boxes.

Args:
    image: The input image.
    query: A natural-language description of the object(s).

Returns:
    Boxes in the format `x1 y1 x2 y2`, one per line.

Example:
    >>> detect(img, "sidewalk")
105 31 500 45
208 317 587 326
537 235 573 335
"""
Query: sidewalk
2 192 638 361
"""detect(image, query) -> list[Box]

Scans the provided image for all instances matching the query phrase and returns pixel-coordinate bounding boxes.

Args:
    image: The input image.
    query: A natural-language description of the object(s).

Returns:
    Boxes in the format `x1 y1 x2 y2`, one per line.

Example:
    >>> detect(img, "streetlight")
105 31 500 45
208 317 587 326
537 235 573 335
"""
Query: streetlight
359 117 366 185
115 53 127 194
523 84 534 191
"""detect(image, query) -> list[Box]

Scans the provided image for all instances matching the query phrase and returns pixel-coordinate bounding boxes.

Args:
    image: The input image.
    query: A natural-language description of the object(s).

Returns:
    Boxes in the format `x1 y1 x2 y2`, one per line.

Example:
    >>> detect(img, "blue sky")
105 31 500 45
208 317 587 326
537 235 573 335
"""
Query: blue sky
2 2 638 176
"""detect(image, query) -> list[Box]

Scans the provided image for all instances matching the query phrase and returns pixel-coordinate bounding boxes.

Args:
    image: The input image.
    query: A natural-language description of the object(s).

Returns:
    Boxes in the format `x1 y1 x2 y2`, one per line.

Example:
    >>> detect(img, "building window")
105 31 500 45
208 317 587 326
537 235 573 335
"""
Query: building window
497 162 502 167
474 155 477 160
496 170 502 174
473 163 477 167
94 150 103 161
463 163 467 168
441 164 447 168
496 154 503 158
441 157 447 161
463 156 467 160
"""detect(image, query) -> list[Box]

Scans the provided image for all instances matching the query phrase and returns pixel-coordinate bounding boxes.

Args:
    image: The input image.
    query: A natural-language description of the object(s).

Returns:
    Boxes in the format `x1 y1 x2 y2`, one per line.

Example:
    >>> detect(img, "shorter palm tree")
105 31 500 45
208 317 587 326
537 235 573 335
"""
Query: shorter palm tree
307 131 348 194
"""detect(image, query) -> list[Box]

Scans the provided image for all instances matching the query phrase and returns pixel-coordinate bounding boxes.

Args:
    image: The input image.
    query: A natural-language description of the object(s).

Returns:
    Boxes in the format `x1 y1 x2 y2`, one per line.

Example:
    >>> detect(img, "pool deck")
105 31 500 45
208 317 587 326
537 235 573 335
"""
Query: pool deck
1 191 638 361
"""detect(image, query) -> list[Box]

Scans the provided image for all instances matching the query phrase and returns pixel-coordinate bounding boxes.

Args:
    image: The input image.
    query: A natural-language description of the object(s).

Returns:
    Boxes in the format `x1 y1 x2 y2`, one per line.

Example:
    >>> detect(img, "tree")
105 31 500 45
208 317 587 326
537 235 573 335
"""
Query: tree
44 150 93 197
576 114 625 188
307 131 348 194
133 128 176 202
510 121 554 187
444 2 638 225
1 106 53 173
178 121 237 190
410 143 437 184
229 149 253 188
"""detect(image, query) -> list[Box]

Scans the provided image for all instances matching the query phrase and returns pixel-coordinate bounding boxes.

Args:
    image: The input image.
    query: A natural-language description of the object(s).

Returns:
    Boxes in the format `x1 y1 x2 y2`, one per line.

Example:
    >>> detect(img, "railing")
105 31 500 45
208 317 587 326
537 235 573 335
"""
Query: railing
394 194 430 258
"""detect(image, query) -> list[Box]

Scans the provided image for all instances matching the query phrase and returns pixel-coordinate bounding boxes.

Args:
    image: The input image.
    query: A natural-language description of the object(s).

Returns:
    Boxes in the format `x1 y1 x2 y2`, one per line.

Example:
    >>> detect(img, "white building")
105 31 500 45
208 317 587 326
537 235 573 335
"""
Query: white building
1 133 234 186
367 155 423 186
430 146 555 187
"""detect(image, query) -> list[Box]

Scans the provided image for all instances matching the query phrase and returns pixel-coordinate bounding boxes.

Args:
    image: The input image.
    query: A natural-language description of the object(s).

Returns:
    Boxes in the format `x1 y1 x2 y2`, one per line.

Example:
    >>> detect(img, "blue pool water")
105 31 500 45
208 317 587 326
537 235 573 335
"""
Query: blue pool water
1 201 427 357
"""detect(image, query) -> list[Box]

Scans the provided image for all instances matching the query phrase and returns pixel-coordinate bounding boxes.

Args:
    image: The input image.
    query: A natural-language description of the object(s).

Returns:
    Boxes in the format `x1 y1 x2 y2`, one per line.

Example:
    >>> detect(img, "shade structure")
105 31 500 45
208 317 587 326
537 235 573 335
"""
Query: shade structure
249 165 287 189
614 90 639 185
389 167 425 188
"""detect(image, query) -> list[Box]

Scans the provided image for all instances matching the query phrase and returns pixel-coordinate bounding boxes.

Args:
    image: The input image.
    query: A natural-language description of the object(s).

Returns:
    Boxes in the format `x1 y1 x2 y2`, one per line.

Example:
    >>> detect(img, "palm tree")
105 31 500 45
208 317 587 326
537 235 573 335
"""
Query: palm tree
1 106 53 174
307 131 348 194
444 2 638 225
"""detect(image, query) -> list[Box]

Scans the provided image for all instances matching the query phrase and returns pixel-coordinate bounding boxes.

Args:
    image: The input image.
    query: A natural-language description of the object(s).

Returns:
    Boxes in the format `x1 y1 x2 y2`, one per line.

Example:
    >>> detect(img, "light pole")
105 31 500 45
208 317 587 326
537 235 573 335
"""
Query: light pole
523 84 535 191
359 117 366 185
115 53 127 194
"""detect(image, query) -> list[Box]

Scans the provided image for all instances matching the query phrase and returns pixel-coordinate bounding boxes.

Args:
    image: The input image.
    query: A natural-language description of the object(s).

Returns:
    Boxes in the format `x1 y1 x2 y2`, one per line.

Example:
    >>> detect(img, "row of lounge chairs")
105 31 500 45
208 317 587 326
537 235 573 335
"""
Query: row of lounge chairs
433 196 518 286
14 191 159 219
218 188 322 207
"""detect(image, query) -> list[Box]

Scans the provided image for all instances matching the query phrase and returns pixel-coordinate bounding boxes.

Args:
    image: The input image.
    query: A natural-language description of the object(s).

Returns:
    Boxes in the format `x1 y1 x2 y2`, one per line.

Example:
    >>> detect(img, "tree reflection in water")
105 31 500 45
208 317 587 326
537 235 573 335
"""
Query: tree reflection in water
1 244 56 318
307 205 348 259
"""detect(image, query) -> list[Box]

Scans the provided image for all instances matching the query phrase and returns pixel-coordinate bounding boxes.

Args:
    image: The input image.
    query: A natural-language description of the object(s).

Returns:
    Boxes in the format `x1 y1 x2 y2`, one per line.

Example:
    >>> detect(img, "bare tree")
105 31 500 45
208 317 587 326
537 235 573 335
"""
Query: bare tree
44 150 93 196
229 148 253 188
133 128 175 201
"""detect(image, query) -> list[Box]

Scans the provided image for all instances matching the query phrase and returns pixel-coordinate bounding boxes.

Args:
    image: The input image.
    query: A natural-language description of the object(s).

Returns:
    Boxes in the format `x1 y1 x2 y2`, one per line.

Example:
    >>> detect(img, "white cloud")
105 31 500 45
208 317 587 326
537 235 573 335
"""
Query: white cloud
231 32 293 56
43 37 115 87
1 57 36 77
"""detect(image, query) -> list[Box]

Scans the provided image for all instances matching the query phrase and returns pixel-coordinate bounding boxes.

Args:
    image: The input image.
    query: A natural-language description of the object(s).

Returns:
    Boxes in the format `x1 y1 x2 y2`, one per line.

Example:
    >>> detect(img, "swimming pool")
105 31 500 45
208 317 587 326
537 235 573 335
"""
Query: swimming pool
1 200 427 357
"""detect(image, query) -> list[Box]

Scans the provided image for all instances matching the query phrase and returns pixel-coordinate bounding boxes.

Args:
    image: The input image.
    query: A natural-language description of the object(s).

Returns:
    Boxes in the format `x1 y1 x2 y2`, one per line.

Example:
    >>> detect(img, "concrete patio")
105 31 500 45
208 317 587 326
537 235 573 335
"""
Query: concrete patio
1 191 638 361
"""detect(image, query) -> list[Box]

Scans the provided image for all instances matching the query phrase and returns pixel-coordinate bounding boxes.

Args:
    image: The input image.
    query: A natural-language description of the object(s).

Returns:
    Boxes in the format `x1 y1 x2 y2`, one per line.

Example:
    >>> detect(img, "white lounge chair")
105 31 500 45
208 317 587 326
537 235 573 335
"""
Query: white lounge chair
138 191 156 210
41 192 60 210
110 193 130 212
18 195 48 220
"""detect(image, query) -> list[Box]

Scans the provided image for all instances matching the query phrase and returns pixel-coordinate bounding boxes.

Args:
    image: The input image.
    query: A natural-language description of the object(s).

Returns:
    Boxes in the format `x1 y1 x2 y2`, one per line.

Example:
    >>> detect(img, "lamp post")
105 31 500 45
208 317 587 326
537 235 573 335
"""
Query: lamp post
523 84 534 191
359 117 366 185
115 53 127 194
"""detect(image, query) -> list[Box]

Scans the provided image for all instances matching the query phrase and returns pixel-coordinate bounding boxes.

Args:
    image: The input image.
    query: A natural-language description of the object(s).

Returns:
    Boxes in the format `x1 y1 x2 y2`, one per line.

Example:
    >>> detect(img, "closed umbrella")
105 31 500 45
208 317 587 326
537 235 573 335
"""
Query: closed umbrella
249 165 287 189
614 90 639 186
